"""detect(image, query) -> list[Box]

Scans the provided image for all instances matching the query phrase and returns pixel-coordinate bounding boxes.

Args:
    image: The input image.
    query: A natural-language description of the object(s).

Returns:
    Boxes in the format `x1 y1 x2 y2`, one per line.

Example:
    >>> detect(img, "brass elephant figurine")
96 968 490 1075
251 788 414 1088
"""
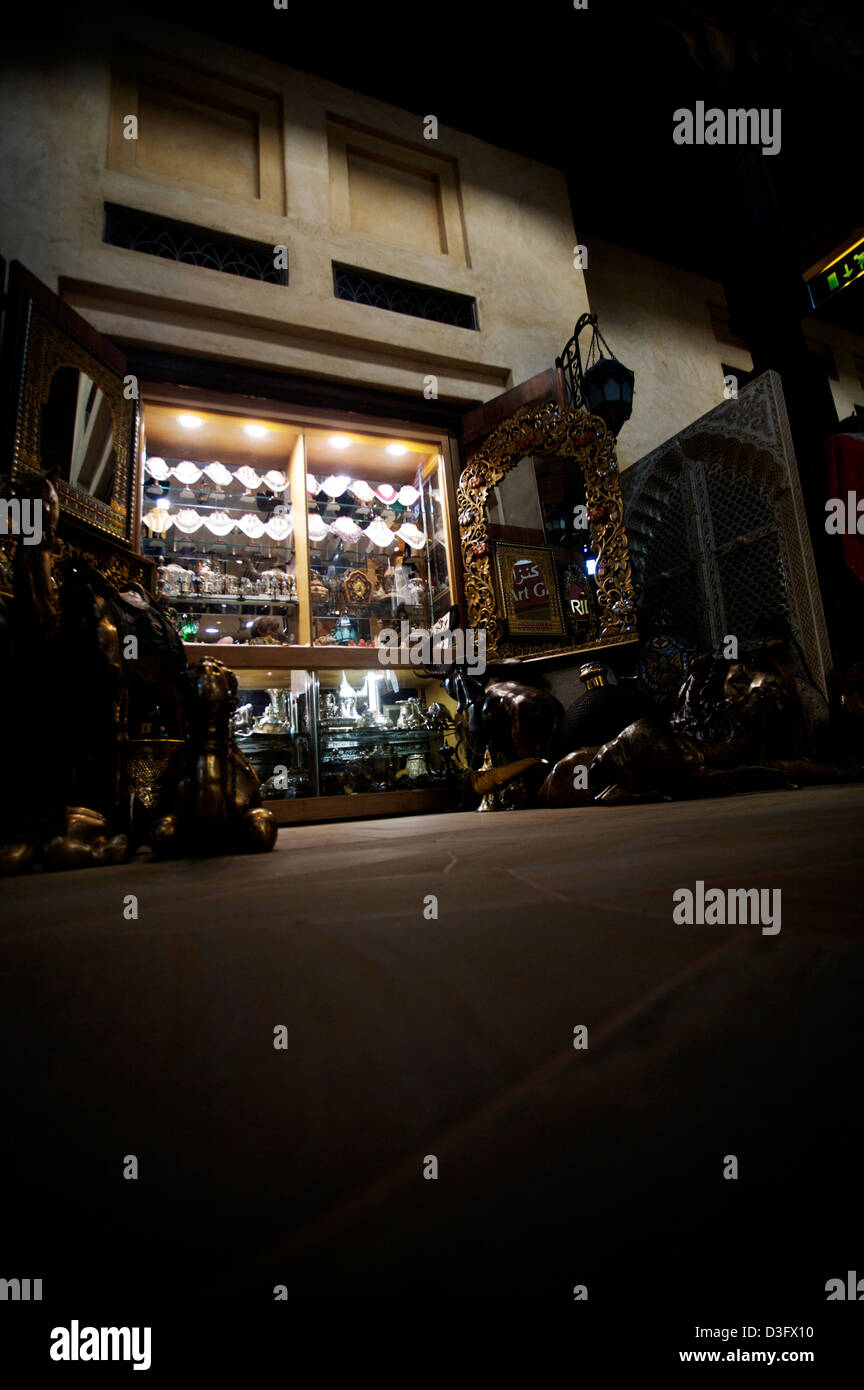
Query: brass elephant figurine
151 658 276 857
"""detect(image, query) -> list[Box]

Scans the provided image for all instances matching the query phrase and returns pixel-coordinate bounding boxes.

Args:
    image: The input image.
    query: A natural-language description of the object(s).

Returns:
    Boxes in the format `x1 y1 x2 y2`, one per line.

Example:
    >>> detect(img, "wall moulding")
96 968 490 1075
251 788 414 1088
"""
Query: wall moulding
107 45 286 215
327 117 469 268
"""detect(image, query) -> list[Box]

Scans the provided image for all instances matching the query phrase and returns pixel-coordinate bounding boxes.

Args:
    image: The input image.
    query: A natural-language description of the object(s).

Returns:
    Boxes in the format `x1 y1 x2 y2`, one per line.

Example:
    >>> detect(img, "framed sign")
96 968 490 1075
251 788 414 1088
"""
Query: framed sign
493 540 566 637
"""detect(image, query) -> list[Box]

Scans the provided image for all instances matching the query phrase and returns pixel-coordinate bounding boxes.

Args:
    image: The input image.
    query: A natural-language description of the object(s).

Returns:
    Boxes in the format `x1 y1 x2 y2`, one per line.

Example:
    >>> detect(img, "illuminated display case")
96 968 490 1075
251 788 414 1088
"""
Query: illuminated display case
140 406 302 645
139 404 455 654
232 668 461 822
305 427 451 649
137 395 463 821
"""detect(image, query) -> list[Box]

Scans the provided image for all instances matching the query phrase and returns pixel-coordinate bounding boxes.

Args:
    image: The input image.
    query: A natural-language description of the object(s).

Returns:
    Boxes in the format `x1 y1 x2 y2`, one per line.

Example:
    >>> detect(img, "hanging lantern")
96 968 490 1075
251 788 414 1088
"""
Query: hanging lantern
556 313 635 436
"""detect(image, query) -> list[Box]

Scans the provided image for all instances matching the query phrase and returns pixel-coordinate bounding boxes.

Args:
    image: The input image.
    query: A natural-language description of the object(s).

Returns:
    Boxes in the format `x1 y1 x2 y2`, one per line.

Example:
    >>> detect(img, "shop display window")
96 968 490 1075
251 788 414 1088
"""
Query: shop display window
140 405 301 644
232 670 316 800
305 428 451 648
140 405 453 650
234 668 460 804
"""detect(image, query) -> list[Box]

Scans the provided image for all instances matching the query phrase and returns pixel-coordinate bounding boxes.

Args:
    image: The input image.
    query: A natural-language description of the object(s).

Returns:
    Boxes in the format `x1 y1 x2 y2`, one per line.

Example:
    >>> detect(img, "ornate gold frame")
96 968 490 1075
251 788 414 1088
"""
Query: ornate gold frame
12 303 138 544
457 400 637 660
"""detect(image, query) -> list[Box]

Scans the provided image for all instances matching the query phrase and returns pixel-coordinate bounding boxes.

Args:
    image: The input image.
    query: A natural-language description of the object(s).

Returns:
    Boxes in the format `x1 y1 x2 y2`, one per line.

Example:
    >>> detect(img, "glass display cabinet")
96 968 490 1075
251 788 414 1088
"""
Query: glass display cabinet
139 406 455 653
137 394 463 822
305 426 452 648
232 668 460 822
140 405 302 645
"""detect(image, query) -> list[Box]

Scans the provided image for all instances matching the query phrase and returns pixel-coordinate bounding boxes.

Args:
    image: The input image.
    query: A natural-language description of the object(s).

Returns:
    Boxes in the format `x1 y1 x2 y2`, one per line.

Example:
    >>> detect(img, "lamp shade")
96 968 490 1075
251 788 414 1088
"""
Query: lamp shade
581 355 635 436
556 313 635 436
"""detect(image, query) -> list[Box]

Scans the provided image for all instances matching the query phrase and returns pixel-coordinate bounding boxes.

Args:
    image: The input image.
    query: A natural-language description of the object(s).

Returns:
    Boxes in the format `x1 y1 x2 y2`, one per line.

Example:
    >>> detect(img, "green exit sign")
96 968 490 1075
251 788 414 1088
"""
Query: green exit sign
806 234 864 309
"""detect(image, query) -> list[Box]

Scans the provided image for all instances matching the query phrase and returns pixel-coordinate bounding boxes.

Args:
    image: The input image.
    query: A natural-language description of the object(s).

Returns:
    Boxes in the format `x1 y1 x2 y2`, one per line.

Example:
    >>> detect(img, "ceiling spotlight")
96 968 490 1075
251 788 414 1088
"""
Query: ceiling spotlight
204 627 219 634
386 443 407 456
329 435 351 449
243 424 268 438
177 414 204 429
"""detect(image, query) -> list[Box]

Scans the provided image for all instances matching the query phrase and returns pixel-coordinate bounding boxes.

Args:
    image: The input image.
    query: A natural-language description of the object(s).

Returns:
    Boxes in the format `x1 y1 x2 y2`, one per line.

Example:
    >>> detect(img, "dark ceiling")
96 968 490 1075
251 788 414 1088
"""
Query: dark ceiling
10 0 864 333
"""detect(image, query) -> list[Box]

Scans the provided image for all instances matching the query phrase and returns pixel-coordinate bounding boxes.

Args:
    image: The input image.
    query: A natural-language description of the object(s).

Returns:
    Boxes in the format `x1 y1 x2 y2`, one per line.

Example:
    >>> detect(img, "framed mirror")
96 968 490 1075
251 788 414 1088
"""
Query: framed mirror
8 266 138 545
457 399 638 660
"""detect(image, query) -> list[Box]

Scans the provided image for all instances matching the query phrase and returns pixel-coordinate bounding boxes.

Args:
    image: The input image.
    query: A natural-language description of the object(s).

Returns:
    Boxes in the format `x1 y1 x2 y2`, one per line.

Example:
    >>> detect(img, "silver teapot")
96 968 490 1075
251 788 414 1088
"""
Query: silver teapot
396 697 424 730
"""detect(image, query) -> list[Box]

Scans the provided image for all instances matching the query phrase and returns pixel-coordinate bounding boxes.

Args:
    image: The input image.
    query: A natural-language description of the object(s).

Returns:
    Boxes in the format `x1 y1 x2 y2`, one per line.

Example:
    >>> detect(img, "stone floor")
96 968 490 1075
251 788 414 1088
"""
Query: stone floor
1 786 863 1313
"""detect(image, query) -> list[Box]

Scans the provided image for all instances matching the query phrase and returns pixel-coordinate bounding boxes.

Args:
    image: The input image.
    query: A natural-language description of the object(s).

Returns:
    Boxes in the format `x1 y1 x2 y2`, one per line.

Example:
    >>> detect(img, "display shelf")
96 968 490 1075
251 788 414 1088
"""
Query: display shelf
182 642 428 669
166 594 299 606
320 727 433 748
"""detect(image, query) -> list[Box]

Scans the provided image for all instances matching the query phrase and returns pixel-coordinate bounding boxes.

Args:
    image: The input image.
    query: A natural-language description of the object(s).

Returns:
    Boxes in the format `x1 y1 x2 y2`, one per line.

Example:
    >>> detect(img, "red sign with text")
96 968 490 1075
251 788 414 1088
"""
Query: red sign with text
511 558 550 611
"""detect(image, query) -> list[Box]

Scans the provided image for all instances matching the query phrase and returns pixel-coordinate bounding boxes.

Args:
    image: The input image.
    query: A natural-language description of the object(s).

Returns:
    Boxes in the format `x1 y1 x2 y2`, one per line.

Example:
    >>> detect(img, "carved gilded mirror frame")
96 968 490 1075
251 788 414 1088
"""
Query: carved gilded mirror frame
12 302 138 544
457 400 638 660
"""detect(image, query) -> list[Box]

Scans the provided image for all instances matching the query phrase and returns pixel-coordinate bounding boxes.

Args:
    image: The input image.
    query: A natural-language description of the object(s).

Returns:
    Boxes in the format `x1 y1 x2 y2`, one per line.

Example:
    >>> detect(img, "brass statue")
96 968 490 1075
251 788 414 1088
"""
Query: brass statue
1 468 275 871
151 659 277 857
0 468 131 871
539 648 864 807
443 665 562 810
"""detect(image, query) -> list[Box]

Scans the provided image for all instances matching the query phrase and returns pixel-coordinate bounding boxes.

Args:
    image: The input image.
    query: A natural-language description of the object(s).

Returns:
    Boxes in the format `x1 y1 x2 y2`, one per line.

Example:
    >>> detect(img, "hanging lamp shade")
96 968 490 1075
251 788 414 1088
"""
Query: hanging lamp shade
556 313 635 436
581 355 635 437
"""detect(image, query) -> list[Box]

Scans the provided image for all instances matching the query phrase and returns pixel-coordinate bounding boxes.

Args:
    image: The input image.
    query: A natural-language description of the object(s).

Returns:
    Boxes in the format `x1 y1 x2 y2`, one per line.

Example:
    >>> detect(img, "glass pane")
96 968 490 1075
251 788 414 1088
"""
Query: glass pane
234 669 316 800
304 428 448 648
315 667 460 796
485 454 600 643
42 366 117 503
140 406 300 646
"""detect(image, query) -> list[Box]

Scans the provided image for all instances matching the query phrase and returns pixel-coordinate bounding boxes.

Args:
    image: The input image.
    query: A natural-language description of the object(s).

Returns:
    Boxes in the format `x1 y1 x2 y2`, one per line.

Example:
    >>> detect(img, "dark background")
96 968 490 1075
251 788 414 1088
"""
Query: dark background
9 0 862 331
1 0 862 1362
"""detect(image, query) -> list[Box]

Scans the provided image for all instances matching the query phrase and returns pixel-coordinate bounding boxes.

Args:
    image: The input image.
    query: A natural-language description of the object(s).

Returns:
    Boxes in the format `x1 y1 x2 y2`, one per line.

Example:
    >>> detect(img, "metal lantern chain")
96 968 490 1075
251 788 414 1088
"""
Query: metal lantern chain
556 312 609 410
556 313 635 438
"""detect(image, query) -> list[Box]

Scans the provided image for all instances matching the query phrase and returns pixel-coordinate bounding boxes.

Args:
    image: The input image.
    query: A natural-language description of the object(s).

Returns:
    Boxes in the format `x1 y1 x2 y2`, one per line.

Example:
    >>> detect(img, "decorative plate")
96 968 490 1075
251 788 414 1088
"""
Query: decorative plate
173 508 205 534
363 517 395 548
235 514 266 539
172 461 204 485
395 522 426 550
203 462 233 487
203 510 235 537
341 568 373 604
320 474 352 498
235 466 262 492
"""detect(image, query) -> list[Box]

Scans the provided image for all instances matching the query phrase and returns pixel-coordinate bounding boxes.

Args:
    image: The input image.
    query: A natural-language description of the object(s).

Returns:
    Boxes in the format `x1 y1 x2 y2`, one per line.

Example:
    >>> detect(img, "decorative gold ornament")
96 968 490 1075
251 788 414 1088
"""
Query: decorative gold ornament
127 738 185 810
457 400 638 660
341 567 373 605
12 305 137 544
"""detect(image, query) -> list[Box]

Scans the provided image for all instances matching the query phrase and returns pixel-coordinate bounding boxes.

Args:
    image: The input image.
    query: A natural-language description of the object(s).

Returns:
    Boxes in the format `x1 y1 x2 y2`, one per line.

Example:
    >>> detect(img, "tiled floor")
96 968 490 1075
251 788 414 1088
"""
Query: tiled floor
1 785 862 1305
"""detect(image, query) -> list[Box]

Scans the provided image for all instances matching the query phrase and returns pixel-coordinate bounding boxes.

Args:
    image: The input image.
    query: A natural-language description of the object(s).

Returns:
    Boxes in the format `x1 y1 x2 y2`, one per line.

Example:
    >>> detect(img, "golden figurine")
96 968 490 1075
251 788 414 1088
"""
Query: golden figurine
151 659 277 856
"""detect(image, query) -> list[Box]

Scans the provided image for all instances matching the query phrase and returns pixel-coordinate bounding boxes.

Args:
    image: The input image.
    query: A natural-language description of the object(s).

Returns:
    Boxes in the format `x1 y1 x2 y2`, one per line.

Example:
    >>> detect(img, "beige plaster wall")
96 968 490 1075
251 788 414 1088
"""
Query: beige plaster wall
802 316 864 422
0 15 589 408
580 238 753 470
